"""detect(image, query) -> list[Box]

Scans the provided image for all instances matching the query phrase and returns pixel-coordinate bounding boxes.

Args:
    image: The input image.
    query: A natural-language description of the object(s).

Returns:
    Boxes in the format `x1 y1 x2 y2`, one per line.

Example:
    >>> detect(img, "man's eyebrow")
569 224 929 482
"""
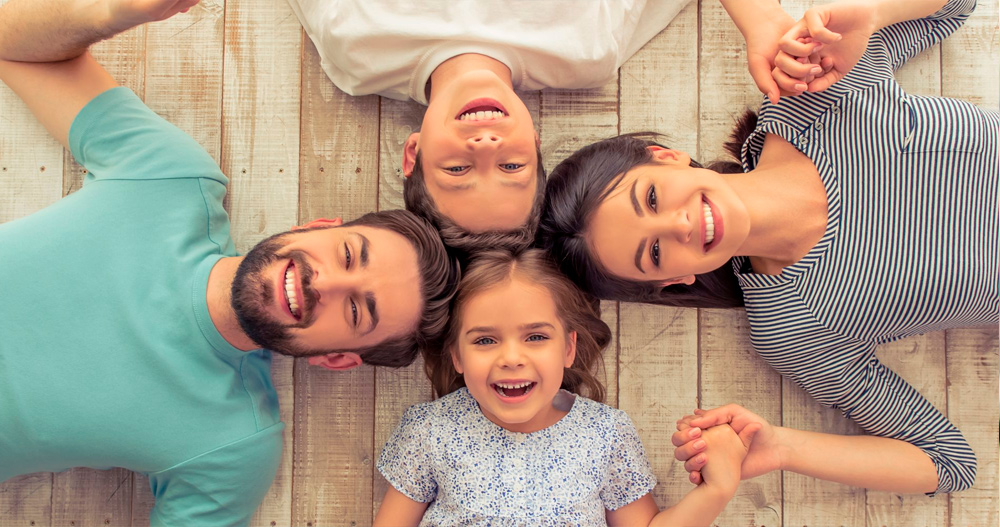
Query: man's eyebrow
630 179 644 217
357 233 370 267
361 291 378 336
635 238 646 274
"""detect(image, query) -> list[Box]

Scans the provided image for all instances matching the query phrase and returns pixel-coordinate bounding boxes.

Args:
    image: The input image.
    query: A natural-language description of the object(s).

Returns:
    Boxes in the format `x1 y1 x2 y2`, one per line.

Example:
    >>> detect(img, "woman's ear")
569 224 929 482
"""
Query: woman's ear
660 275 696 287
564 331 578 368
450 346 464 374
646 145 691 166
403 133 420 177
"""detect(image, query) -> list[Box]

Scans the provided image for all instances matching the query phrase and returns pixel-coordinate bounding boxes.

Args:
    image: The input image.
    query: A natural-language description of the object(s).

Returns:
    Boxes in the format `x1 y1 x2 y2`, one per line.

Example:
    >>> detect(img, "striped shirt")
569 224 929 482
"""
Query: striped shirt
735 0 997 494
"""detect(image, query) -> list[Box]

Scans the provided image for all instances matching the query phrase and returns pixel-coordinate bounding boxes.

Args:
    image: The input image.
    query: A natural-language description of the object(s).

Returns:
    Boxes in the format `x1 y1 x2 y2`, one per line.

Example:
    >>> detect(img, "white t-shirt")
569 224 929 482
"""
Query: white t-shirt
287 0 692 104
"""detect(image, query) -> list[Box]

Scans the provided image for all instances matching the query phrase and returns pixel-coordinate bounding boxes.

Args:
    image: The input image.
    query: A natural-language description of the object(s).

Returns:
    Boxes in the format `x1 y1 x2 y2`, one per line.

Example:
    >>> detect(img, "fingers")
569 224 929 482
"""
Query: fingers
738 422 762 449
806 71 842 93
775 52 823 80
674 437 708 463
687 406 736 430
684 452 708 473
688 470 703 486
671 425 702 447
748 55 780 104
803 7 843 44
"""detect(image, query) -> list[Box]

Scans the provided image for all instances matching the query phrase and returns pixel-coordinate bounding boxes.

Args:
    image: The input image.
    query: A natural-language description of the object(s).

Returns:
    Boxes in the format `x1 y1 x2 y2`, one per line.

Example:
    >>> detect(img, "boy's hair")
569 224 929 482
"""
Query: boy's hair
425 249 610 402
403 147 547 258
339 210 460 367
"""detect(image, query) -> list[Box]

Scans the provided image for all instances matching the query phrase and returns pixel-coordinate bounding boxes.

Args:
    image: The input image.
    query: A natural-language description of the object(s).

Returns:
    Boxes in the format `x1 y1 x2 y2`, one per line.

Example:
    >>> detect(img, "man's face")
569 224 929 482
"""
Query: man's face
409 69 539 233
232 225 422 357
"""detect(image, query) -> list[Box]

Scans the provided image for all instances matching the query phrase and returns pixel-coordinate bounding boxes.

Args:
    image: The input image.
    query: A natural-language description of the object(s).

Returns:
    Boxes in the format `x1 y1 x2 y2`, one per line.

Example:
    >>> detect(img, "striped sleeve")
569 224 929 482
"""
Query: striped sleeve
872 0 975 72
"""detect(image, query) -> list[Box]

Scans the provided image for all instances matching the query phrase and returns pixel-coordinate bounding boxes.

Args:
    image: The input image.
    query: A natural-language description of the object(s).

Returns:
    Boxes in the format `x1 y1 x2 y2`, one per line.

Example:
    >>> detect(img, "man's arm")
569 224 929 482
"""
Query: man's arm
0 0 197 149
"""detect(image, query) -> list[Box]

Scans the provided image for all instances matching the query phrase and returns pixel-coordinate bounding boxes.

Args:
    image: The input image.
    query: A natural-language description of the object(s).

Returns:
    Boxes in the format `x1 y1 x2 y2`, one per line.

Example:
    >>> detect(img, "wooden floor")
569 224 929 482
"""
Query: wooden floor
1 1 997 525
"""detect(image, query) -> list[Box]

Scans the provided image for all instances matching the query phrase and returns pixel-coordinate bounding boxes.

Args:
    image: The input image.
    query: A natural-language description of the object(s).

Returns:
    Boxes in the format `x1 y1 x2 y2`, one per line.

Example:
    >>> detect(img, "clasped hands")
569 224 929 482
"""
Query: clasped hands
746 0 879 104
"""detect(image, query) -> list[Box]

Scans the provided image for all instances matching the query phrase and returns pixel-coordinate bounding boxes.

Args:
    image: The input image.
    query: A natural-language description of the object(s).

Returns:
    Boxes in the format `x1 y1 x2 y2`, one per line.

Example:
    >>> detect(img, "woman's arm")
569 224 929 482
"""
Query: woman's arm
373 486 430 527
673 404 939 493
718 0 803 103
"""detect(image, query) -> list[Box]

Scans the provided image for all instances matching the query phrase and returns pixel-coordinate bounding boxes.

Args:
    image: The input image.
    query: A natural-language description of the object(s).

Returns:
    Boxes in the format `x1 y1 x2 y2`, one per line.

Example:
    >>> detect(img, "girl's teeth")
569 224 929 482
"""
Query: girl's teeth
702 203 715 245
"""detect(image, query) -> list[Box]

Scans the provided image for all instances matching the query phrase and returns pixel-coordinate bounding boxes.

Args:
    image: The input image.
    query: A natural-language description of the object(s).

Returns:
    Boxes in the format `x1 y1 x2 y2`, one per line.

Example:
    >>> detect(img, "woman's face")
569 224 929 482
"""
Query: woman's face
451 275 577 434
586 147 750 285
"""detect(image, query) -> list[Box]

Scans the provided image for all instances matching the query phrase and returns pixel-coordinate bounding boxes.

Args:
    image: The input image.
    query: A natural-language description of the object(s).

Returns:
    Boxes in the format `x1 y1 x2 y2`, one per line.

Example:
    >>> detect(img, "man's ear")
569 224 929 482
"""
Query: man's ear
450 346 464 374
660 275 696 287
292 217 342 231
307 352 362 371
646 145 691 166
403 132 420 177
564 331 578 368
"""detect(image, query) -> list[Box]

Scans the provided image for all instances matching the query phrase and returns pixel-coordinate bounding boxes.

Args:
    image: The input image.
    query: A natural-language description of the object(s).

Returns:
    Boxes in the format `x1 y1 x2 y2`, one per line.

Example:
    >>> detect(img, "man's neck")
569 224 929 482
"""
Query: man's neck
427 53 513 102
206 256 259 351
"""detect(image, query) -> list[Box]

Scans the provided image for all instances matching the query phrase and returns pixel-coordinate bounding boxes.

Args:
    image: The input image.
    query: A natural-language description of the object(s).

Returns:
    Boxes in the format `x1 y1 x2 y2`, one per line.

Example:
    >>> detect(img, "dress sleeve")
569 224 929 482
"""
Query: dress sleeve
376 404 438 503
872 0 975 72
599 410 657 511
68 87 227 186
146 424 284 527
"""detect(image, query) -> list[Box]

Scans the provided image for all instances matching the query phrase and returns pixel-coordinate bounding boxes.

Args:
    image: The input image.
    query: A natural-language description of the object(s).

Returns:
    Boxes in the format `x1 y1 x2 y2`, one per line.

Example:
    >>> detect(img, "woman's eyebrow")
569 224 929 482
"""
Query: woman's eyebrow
630 179 644 217
635 238 646 274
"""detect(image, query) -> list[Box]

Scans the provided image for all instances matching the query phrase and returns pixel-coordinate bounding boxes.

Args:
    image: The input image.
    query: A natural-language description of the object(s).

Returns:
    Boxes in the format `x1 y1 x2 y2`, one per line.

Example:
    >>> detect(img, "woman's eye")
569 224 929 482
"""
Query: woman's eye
526 334 549 342
446 165 469 173
650 240 660 267
350 299 358 327
500 163 524 171
473 337 497 346
647 185 657 212
344 244 352 269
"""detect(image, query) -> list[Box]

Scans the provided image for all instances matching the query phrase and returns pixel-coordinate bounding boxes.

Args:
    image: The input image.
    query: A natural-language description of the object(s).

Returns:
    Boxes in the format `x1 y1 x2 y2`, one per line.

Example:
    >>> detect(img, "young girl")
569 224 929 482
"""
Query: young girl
374 249 753 526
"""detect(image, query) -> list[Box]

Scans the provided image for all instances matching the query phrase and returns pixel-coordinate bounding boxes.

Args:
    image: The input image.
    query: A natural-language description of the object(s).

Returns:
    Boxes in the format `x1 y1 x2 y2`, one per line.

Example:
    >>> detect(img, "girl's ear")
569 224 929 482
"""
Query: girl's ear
646 145 691 166
564 331 578 368
450 346 464 374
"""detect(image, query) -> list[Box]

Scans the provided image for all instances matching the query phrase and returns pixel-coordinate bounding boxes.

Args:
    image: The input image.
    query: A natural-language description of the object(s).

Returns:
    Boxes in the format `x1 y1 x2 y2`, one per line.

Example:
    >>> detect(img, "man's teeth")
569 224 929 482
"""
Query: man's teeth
703 202 715 245
284 267 300 317
459 110 504 121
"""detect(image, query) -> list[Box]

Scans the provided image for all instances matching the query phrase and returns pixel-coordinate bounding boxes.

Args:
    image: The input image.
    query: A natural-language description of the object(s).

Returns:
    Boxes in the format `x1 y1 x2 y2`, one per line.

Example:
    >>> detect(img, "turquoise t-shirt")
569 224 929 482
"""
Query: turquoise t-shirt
0 88 283 526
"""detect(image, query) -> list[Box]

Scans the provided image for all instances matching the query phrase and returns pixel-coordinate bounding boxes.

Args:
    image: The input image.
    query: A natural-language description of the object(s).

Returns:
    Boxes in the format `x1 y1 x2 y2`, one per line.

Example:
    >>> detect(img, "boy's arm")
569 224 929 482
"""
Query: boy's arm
0 0 196 149
373 486 430 527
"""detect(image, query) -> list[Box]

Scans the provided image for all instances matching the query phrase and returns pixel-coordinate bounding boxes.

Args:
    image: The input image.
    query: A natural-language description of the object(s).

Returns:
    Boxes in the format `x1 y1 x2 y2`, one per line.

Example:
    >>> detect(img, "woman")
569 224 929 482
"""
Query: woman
537 0 996 495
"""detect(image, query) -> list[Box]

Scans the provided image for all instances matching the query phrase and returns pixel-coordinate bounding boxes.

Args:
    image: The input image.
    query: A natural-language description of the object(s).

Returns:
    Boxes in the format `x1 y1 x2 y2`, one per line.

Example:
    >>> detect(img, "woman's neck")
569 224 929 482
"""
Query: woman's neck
723 134 829 272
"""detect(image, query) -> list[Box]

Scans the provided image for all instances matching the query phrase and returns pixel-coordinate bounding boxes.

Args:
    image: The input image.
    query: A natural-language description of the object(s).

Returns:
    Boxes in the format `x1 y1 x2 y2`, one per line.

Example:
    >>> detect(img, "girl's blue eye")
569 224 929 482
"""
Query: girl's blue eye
526 334 549 342
500 163 524 171
473 337 497 346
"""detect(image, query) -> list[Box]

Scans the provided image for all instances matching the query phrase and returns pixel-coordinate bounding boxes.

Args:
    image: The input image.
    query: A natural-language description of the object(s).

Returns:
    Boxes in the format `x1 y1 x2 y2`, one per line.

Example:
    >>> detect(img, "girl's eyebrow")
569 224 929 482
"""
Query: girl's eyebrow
464 322 555 335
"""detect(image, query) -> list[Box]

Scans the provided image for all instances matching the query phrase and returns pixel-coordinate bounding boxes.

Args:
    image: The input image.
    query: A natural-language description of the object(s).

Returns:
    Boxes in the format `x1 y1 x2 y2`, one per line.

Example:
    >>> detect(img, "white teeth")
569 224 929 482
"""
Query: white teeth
496 381 532 389
703 202 715 245
284 267 300 317
459 110 505 121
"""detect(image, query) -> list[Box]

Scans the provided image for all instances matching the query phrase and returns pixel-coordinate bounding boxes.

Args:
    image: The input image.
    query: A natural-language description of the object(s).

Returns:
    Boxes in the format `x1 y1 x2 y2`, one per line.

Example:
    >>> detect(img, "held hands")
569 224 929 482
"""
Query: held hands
769 1 879 99
691 424 752 497
672 404 781 485
106 0 200 33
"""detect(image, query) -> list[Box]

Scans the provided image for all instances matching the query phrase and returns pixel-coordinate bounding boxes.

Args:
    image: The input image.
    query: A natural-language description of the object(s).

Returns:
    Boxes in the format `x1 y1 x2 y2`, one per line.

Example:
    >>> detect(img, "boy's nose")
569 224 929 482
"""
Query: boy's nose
468 133 501 148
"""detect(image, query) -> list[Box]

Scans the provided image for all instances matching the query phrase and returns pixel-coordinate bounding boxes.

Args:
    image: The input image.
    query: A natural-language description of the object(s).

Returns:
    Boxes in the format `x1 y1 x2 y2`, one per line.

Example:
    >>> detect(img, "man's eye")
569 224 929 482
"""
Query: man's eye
344 244 352 268
650 240 660 267
647 185 657 212
526 334 549 342
500 163 524 171
446 166 469 173
473 337 497 346
350 299 358 327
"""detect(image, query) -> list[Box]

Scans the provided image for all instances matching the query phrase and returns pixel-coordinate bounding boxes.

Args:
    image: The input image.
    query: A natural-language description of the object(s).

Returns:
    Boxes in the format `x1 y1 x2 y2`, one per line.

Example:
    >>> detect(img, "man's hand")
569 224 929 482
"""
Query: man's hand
672 404 782 485
106 0 201 33
772 1 878 95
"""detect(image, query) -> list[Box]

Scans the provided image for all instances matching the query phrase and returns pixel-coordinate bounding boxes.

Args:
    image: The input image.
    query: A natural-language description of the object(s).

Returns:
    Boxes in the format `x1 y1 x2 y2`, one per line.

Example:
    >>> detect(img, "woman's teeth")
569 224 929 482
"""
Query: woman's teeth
703 202 715 245
284 267 300 317
459 110 504 121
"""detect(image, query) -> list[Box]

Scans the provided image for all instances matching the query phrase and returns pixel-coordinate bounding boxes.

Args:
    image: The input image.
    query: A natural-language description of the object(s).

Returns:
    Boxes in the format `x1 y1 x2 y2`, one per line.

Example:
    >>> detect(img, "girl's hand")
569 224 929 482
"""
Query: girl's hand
106 0 200 33
773 1 879 95
696 424 751 497
672 404 782 485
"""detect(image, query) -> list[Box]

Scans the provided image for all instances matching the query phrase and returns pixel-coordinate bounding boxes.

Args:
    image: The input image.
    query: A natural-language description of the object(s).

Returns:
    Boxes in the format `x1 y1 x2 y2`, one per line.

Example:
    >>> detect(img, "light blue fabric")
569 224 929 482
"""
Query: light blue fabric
0 87 282 526
378 388 656 526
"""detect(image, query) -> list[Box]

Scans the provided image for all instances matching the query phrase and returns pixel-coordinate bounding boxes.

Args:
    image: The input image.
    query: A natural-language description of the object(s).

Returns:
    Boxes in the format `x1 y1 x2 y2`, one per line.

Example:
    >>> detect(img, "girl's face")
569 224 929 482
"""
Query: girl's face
586 147 750 285
451 275 577 433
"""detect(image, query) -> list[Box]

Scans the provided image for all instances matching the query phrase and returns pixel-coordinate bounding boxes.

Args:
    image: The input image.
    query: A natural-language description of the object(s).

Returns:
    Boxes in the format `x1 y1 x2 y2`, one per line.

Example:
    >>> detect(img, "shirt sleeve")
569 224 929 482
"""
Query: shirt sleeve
68 87 227 186
376 404 438 503
599 409 657 511
870 0 975 72
146 424 284 527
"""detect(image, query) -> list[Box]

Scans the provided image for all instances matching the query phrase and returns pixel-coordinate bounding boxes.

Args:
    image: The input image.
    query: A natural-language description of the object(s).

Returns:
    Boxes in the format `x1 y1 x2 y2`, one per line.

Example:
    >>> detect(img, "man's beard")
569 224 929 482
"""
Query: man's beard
231 232 318 357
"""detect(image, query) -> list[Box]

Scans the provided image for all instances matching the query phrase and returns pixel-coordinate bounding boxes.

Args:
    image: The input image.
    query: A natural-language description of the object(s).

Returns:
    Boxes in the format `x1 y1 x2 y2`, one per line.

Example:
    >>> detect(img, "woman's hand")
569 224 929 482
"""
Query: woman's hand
672 404 782 485
105 0 200 33
772 0 879 95
740 6 806 104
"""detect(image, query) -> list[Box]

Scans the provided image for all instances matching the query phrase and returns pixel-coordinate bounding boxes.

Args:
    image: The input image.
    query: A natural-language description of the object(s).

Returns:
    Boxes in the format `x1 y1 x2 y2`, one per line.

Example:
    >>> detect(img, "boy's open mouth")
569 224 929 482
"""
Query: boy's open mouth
455 98 508 121
492 381 536 398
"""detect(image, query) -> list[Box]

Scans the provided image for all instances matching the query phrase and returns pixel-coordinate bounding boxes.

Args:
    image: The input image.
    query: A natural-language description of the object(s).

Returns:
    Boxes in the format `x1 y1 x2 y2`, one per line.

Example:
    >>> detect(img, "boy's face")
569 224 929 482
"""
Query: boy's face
405 70 540 233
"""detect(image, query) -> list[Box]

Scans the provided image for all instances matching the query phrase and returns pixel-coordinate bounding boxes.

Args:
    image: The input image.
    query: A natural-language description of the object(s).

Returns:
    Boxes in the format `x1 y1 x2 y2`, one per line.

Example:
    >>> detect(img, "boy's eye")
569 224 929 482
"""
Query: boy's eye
473 337 497 346
446 165 469 173
647 185 657 212
344 243 352 268
499 163 524 171
650 240 660 267
526 334 549 342
350 298 358 327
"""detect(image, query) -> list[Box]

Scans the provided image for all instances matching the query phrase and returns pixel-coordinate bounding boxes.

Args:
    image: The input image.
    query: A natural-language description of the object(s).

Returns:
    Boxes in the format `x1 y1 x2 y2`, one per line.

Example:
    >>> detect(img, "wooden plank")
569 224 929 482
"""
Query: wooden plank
617 3 698 513
292 29 380 527
941 0 999 108
0 473 52 527
51 469 132 527
221 0 301 523
947 328 999 526
866 333 949 527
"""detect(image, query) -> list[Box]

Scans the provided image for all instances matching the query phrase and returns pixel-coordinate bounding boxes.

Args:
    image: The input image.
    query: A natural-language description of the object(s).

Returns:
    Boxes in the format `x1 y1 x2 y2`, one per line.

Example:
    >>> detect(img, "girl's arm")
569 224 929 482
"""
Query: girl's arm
373 486 430 527
607 425 752 527
673 404 939 493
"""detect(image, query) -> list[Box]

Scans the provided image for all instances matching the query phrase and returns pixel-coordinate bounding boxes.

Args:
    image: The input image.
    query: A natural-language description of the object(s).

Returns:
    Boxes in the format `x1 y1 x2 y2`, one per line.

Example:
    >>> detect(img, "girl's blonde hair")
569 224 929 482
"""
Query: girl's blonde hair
424 249 611 403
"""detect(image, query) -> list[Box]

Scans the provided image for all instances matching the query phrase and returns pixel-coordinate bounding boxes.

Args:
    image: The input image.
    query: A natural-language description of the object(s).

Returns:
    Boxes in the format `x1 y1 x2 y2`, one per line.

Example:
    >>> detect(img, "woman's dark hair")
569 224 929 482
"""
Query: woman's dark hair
536 110 758 308
425 249 611 403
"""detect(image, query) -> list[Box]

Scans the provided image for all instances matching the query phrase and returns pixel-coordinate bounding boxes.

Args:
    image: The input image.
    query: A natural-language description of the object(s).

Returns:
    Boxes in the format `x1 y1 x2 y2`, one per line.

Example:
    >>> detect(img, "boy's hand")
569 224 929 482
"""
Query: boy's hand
672 404 781 485
106 0 200 33
696 424 751 497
